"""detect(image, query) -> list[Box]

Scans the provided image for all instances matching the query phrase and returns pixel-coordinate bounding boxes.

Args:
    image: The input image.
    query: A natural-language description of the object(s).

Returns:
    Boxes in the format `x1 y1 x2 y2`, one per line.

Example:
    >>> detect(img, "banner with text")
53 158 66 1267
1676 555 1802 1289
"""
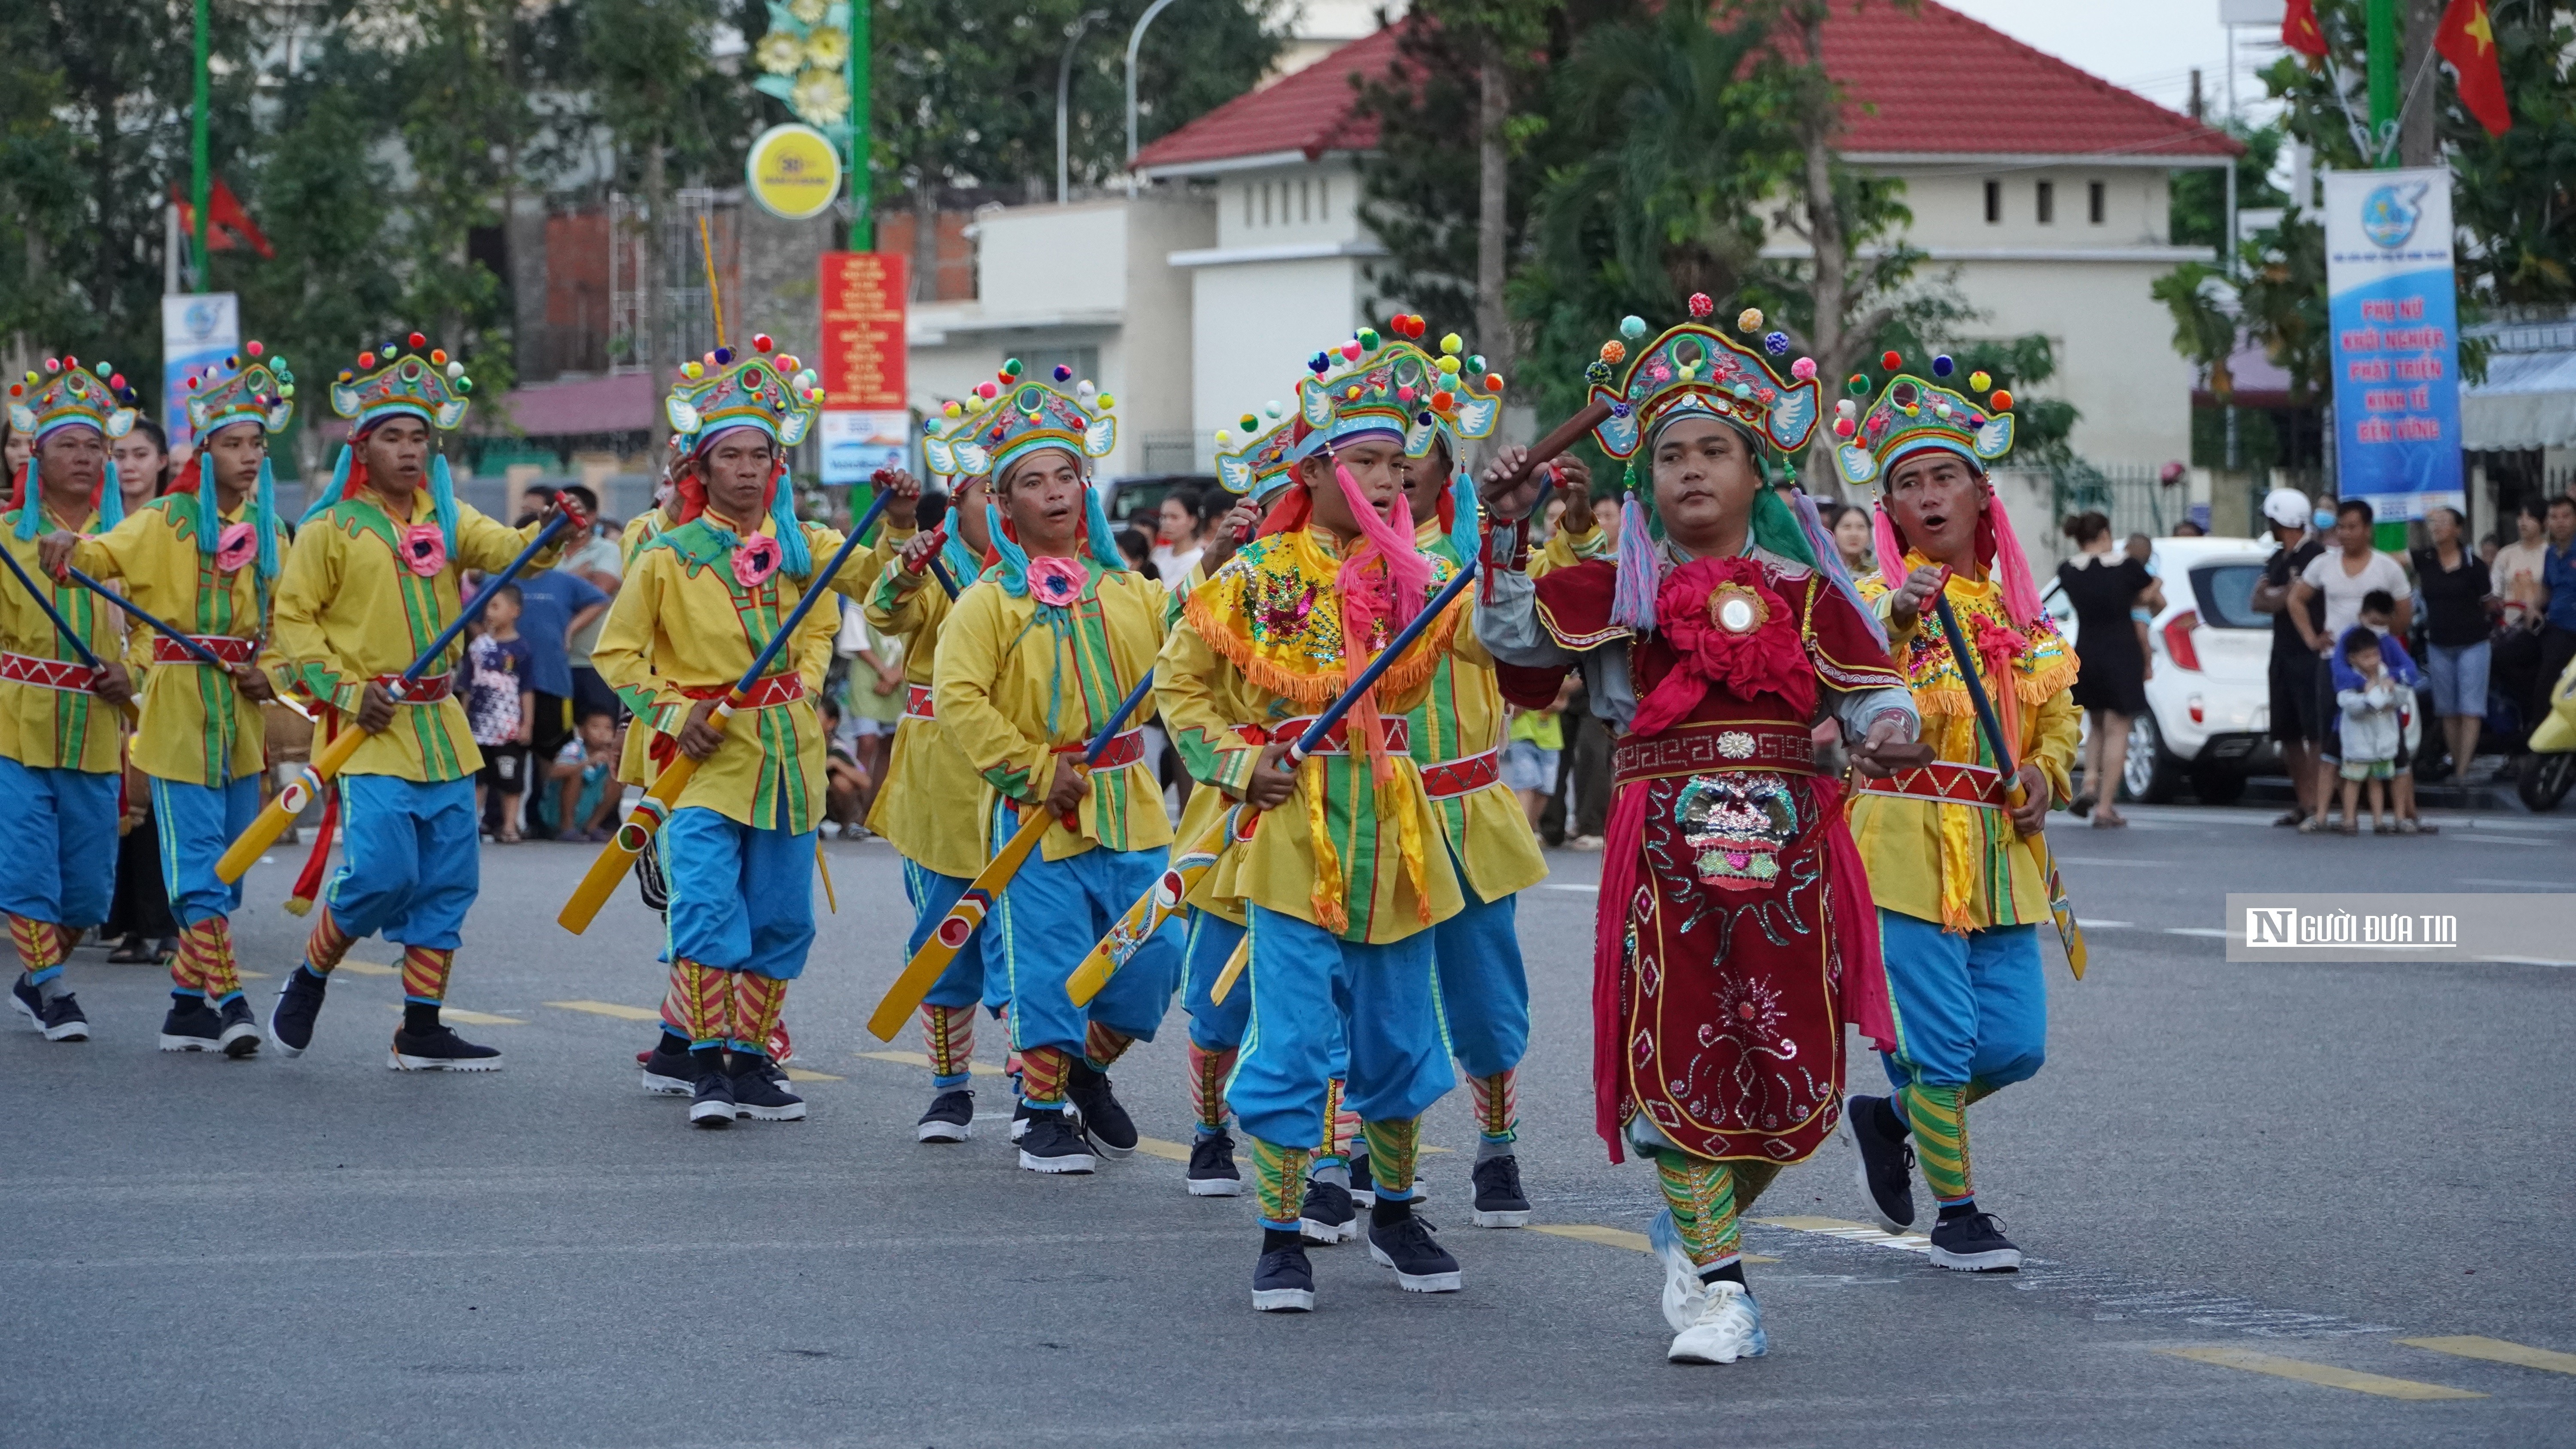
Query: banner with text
817 252 910 487
2324 167 2462 522
161 291 240 457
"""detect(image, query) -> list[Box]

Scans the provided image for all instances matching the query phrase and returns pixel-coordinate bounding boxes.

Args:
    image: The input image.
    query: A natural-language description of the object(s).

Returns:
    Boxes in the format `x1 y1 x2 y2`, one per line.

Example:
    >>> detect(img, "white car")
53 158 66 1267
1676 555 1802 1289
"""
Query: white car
2044 536 2279 804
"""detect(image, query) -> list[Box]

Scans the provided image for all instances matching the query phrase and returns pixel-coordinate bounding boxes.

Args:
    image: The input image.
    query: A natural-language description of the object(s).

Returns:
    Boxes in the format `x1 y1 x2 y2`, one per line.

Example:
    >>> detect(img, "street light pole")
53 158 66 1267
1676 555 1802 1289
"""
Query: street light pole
1057 9 1109 206
1125 0 1181 197
848 0 872 249
190 0 210 291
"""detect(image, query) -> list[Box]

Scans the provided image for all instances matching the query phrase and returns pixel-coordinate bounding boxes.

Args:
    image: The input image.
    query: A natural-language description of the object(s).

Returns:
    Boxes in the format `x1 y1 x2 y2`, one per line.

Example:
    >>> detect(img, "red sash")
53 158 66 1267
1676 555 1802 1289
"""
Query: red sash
1230 715 1414 757
1419 748 1500 800
1857 760 2007 809
151 634 258 666
0 653 100 691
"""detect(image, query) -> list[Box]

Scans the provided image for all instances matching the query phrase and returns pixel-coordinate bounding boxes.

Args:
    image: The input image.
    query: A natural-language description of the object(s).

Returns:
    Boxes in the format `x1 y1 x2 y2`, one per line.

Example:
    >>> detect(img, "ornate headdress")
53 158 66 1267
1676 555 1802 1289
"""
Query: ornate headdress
307 331 475 563
1832 355 2040 630
939 360 1122 596
1583 299 1842 631
179 340 294 580
6 355 139 539
663 333 823 576
916 405 992 583
1291 315 1502 464
1212 403 1297 506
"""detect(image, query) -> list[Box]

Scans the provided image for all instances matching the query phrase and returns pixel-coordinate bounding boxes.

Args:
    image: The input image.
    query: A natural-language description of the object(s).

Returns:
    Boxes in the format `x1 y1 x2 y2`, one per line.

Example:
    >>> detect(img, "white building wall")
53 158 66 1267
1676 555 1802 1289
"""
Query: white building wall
1188 255 1370 467
1944 257 2201 468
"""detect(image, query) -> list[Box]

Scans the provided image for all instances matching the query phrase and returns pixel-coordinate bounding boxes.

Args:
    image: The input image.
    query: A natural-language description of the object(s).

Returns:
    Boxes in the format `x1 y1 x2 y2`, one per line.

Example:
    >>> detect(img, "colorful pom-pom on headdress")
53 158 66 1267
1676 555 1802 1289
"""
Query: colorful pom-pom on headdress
665 333 821 457
1289 318 1503 464
8 354 139 540
1838 359 2040 630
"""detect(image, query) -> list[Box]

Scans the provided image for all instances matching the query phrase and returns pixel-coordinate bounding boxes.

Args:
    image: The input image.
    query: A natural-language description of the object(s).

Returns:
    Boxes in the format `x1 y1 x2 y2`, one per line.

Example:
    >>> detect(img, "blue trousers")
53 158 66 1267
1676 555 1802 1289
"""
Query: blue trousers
0 758 118 973
1875 909 2047 1094
152 775 261 926
905 859 993 1011
990 843 1182 1057
324 776 480 949
1181 909 1250 1052
663 806 816 981
1231 904 1451 1159
1430 856 1528 1080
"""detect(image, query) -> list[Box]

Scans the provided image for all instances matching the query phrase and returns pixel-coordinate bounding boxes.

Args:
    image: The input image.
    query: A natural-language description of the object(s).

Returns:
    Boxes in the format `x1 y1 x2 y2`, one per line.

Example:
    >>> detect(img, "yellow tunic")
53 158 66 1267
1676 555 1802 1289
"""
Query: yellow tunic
0 509 123 774
590 511 899 833
1405 518 1548 902
862 552 987 879
1156 527 1476 944
612 509 673 788
271 489 561 782
69 495 288 786
1849 558 2080 930
930 566 1173 864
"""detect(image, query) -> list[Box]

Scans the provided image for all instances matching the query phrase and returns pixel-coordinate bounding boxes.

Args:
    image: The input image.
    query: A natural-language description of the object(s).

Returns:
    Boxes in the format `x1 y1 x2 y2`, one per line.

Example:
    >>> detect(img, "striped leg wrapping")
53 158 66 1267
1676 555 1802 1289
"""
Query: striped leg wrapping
168 920 211 997
1187 1043 1237 1131
668 958 729 1050
730 971 788 1057
8 913 67 982
1900 1081 1973 1206
1469 1068 1519 1143
302 907 355 976
400 945 454 1005
1312 1077 1359 1164
1249 1137 1313 1229
1654 1152 1743 1269
1082 1020 1135 1072
1019 1045 1070 1107
1360 1116 1421 1200
920 1003 976 1084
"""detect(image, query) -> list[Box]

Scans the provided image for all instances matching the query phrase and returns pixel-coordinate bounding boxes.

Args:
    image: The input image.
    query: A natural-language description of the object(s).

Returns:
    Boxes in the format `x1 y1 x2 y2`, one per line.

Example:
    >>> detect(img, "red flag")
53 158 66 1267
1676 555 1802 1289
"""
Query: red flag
2436 0 2512 136
168 176 277 259
2281 0 2328 58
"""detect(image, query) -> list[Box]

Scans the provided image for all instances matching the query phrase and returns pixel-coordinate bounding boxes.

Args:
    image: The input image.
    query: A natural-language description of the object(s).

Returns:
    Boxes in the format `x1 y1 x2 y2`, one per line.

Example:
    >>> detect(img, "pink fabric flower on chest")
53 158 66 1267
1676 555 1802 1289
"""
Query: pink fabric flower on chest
215 521 258 574
1026 555 1089 608
399 524 447 578
731 534 782 589
1628 555 1816 737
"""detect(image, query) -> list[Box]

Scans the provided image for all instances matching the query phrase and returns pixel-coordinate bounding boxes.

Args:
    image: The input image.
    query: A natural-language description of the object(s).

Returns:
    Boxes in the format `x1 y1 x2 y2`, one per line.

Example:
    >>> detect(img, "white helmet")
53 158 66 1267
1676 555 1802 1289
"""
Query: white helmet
2262 487 2311 529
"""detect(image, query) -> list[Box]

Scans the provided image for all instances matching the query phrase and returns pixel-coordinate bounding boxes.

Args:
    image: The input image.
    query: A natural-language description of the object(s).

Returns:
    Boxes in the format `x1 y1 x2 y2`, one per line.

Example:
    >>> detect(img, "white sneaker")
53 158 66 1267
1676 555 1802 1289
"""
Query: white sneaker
1667 1280 1767 1364
1645 1209 1702 1331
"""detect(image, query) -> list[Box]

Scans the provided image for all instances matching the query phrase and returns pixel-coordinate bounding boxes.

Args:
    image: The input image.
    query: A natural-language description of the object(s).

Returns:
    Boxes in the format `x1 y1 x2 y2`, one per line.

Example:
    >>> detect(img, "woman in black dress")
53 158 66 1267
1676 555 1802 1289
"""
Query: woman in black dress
2057 512 2160 825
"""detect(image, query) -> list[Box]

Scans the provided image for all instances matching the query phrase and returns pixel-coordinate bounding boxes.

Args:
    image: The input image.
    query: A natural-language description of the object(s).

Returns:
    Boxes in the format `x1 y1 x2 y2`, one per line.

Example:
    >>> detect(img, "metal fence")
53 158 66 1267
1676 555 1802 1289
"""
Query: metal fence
1137 430 1203 475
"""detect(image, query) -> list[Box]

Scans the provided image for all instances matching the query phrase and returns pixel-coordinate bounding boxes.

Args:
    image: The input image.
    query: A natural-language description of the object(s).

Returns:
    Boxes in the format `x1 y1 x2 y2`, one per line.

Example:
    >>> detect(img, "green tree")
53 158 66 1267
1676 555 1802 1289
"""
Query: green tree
2169 116 2289 250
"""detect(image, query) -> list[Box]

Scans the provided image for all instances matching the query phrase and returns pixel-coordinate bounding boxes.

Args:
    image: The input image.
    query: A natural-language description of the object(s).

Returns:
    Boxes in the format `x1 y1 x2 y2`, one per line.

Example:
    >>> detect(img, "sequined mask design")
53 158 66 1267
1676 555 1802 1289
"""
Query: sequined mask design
1674 773 1798 891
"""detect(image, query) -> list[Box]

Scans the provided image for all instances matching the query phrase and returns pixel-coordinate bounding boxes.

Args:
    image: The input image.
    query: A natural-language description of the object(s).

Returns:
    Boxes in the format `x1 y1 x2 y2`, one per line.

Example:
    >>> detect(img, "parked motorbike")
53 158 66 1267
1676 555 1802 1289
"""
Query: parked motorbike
2519 652 2576 812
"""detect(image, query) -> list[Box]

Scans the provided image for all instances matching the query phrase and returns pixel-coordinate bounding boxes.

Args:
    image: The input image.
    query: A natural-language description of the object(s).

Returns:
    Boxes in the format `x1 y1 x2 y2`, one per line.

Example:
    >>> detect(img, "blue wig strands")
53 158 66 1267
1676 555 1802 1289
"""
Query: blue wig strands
301 444 354 527
253 456 283 580
1081 479 1124 574
1610 461 1658 632
765 462 813 577
21 452 124 540
427 454 462 560
985 500 1032 597
191 450 221 556
1781 483 1885 649
98 456 126 529
1445 465 1480 562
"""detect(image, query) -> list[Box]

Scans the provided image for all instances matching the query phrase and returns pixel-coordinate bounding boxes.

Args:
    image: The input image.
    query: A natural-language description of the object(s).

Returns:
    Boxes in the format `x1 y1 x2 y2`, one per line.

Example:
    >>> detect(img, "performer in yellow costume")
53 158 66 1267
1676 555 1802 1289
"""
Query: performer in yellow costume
1835 361 2080 1274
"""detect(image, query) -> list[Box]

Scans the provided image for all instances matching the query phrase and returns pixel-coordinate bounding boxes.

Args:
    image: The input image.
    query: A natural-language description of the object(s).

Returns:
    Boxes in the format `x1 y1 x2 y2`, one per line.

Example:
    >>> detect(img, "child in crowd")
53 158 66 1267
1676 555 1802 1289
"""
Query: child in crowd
465 584 535 842
538 711 621 841
2333 625 2406 835
1501 679 1572 829
818 696 869 836
2343 588 2431 834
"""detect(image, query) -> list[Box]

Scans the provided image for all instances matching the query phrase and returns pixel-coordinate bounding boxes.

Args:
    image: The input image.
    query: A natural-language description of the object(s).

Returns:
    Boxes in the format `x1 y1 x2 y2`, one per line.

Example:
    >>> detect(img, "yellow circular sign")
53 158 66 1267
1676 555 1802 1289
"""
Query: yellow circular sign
745 124 843 221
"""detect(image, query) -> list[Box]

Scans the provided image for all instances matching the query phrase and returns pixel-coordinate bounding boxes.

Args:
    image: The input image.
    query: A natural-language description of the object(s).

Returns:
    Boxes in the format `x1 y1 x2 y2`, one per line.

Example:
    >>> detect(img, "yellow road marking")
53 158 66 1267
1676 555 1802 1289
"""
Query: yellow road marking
1756 1215 1932 1252
2403 1336 2576 1376
384 1005 522 1027
782 1067 843 1083
547 1000 662 1022
2161 1346 2484 1400
238 970 270 979
1132 1136 1192 1163
854 1049 1003 1078
337 960 397 977
1528 1223 1775 1263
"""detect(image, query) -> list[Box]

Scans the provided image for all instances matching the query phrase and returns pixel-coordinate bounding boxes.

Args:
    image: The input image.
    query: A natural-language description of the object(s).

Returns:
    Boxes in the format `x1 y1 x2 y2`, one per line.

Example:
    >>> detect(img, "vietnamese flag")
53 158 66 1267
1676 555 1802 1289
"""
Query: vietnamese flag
2436 0 2512 135
2281 0 2328 58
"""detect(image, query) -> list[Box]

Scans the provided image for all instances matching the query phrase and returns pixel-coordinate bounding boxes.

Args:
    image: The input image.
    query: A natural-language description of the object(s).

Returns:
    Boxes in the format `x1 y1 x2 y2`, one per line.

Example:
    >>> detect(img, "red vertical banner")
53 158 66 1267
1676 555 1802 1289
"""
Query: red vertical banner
818 252 909 410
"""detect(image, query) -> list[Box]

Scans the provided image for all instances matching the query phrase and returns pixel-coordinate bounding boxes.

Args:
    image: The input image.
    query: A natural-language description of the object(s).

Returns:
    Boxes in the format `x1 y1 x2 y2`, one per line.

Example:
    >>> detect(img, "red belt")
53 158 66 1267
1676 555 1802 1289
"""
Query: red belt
151 634 258 666
1858 759 2006 809
1420 748 1501 800
1053 728 1145 770
1232 715 1413 756
677 673 805 709
1613 719 1815 782
903 682 935 721
372 671 454 703
0 653 101 691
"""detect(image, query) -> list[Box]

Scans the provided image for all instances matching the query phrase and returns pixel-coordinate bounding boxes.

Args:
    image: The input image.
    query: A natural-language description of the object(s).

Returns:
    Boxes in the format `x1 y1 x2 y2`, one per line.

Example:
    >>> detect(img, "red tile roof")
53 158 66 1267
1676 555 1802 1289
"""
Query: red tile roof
1135 2 2238 176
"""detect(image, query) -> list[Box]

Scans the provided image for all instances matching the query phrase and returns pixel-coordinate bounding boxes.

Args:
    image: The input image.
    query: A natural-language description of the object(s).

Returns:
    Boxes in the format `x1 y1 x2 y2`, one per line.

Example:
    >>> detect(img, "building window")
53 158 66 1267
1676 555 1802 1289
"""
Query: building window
1242 185 1252 226
1261 183 1272 226
2035 180 2055 224
2088 180 2105 224
1296 177 1308 221
1984 180 2001 224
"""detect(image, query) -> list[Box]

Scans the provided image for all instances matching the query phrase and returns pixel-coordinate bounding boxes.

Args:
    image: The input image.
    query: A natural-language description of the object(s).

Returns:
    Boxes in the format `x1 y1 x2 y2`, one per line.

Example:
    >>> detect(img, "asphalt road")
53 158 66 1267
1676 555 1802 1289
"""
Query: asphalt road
5 800 2573 1448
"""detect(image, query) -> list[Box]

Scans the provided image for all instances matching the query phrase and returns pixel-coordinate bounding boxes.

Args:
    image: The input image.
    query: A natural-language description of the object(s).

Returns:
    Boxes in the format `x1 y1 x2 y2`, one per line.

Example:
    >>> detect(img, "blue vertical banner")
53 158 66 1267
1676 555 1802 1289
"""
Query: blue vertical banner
160 291 239 457
2323 168 2462 521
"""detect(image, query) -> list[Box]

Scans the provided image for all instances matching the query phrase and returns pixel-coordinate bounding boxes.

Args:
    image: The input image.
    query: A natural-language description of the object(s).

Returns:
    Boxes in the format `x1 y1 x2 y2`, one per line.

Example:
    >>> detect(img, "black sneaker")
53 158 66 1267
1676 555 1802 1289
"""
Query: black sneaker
1470 1154 1532 1229
1009 1098 1035 1143
917 1088 975 1143
1840 1093 1917 1233
387 1024 504 1072
1016 1108 1097 1174
215 996 261 1058
1367 1210 1463 1292
1300 1178 1358 1244
690 1069 736 1129
1927 1210 2023 1272
1251 1242 1315 1313
267 968 327 1057
729 1061 806 1122
158 999 224 1052
1349 1149 1376 1205
1186 1131 1242 1197
12 976 88 1042
1063 1061 1137 1160
641 1046 696 1096
8 974 41 1031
